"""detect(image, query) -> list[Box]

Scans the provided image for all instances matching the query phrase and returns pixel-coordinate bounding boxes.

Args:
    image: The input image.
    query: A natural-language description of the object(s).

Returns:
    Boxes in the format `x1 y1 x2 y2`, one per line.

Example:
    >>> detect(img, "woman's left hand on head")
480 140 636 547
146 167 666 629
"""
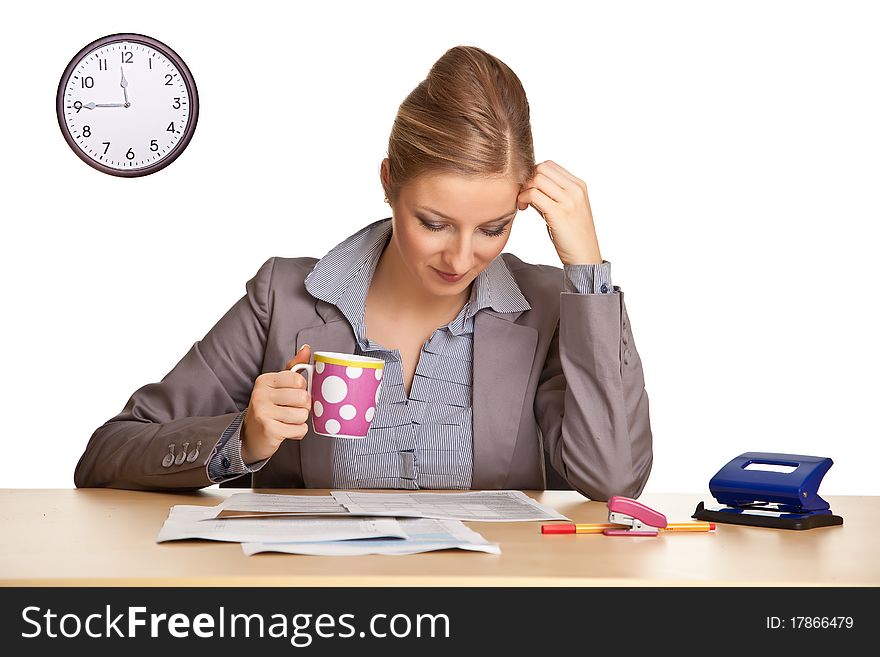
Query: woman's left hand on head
517 160 603 266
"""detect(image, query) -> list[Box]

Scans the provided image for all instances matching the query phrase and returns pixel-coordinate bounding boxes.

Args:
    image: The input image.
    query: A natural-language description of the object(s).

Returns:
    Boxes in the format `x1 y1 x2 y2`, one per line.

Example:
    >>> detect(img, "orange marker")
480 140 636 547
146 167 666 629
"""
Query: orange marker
662 522 716 532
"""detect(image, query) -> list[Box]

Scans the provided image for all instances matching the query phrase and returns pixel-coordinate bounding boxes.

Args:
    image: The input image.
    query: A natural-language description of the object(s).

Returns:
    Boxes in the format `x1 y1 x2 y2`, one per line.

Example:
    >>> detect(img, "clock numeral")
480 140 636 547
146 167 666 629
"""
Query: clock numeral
166 122 177 134
81 76 94 89
164 74 173 86
126 148 135 160
122 51 133 64
98 58 108 71
73 101 83 113
150 140 159 152
102 142 110 155
82 125 91 138
172 97 181 109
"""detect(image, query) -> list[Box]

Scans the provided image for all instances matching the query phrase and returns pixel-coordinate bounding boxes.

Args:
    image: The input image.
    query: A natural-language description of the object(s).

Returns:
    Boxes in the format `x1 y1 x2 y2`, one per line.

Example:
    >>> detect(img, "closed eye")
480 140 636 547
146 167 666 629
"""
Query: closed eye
418 217 511 238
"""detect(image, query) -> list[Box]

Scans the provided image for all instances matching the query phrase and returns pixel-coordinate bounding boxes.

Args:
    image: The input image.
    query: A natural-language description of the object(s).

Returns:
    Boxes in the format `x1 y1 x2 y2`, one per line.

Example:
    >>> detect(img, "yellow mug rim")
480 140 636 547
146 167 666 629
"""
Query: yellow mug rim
314 353 384 370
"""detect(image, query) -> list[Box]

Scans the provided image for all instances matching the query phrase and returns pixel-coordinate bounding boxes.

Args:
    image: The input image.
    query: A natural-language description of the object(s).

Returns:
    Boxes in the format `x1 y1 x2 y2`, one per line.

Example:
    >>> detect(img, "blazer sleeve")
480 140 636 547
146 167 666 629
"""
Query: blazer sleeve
534 286 653 501
73 257 276 491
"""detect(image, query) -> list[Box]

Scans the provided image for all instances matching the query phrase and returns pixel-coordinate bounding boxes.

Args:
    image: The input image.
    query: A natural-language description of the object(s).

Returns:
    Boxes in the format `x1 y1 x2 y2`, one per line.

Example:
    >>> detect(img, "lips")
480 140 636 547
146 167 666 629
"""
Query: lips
432 267 465 282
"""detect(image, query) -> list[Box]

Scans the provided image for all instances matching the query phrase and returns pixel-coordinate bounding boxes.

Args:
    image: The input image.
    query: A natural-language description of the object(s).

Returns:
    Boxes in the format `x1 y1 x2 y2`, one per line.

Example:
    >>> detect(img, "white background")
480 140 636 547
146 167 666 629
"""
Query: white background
1 0 877 495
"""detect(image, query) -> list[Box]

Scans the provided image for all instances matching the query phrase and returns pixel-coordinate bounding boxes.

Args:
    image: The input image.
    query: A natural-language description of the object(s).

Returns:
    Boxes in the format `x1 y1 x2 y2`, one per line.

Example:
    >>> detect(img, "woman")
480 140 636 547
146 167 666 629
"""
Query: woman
75 45 653 500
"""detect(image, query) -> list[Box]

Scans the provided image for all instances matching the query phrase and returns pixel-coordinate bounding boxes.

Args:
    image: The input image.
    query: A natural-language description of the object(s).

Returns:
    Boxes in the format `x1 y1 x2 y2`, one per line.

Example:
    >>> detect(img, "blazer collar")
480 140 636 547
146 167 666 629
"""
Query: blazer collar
304 217 532 323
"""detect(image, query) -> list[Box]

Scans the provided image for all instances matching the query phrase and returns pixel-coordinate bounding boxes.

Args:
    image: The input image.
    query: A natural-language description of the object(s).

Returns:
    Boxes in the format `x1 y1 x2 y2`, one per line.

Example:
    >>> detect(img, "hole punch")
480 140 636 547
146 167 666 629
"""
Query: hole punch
693 452 844 530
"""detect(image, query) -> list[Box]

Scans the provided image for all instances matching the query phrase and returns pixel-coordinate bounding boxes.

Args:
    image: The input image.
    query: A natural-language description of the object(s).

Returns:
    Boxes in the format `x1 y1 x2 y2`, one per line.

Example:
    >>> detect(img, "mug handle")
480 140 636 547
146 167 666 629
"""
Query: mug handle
290 363 313 395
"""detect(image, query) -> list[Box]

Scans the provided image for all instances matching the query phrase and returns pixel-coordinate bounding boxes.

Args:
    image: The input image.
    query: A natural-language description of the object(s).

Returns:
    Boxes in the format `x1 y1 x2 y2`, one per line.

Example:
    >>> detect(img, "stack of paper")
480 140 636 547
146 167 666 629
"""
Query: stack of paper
157 490 569 556
157 505 408 543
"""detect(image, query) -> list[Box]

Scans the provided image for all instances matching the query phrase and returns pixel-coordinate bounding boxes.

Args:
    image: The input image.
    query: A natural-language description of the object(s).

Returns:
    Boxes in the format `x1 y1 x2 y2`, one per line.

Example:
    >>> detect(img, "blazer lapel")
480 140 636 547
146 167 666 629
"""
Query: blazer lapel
296 300 356 488
471 310 538 488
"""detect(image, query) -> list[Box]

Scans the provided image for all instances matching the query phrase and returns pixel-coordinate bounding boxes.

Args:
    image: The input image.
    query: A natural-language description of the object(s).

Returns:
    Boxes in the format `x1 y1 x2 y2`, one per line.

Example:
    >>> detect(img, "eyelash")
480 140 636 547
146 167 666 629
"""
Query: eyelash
418 218 509 238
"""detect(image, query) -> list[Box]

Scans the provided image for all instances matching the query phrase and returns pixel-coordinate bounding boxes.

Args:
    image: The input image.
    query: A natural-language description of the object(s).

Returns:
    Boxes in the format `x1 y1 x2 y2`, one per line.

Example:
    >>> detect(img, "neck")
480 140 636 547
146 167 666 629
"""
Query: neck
369 237 470 323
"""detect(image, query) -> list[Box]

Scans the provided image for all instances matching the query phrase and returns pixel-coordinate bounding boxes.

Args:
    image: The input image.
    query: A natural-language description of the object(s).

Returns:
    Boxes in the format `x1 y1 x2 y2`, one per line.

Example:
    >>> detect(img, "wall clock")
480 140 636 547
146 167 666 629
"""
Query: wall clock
56 33 199 177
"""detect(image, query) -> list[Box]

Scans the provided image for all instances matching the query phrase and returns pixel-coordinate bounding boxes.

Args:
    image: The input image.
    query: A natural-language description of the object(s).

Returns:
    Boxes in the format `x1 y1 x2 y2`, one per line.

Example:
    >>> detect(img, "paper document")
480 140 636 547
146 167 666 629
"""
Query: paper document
217 490 567 522
157 504 407 544
213 493 349 518
331 490 569 522
242 518 501 556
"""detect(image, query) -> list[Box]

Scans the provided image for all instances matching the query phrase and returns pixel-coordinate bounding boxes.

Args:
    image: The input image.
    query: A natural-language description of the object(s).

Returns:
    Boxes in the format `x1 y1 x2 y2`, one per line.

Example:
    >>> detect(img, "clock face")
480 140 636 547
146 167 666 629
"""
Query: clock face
56 34 199 177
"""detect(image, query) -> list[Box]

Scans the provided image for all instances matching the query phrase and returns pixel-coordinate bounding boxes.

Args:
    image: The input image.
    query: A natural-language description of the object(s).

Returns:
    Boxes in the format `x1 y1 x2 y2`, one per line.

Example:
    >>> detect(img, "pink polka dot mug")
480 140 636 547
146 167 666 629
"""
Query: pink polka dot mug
290 351 384 439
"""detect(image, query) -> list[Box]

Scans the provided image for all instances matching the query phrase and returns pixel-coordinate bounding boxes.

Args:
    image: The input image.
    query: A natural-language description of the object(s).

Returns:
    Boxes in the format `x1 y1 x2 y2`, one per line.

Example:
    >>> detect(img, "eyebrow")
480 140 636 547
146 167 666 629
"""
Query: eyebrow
416 206 517 225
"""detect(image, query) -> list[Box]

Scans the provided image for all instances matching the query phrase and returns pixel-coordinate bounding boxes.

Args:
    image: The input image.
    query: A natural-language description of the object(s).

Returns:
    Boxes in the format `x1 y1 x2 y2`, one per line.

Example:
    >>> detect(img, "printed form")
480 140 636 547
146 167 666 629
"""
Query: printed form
331 490 569 522
215 490 568 522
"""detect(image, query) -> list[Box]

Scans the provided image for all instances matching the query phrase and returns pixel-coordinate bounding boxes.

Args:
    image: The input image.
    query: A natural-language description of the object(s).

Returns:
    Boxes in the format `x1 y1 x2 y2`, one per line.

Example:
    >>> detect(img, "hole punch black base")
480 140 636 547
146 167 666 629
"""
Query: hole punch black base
693 501 844 530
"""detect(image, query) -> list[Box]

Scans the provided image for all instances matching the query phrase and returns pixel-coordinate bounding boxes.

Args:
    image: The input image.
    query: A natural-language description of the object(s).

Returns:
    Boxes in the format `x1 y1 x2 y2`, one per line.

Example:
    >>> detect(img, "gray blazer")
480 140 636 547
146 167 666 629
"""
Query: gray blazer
74 251 653 500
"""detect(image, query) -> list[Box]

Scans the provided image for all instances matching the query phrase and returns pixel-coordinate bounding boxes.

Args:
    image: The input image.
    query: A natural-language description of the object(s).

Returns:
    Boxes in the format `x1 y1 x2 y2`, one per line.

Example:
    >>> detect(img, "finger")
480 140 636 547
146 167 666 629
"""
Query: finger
517 187 536 212
283 344 311 370
524 187 557 222
270 405 310 426
542 160 584 188
267 369 308 389
269 387 311 408
529 171 567 204
283 356 310 371
270 418 309 440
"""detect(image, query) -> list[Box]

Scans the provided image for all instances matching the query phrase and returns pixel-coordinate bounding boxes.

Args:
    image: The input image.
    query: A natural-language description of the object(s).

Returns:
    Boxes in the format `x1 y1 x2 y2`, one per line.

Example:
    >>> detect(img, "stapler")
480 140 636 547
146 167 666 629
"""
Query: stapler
693 452 844 530
603 495 668 536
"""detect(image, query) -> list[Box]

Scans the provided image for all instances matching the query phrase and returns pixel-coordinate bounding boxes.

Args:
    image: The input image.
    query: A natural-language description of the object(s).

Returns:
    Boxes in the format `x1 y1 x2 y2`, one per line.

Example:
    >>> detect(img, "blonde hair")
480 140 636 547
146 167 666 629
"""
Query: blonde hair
382 45 537 204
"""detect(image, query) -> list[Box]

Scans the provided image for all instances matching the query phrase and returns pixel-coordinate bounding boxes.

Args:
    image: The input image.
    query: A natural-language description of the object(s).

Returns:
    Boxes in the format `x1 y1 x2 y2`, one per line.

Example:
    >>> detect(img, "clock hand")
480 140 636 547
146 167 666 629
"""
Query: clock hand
120 66 130 107
83 102 126 109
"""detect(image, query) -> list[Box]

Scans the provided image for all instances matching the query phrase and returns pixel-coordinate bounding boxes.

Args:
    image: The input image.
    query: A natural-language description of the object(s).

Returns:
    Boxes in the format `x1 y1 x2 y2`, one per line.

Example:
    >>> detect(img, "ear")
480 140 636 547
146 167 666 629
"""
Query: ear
379 158 392 195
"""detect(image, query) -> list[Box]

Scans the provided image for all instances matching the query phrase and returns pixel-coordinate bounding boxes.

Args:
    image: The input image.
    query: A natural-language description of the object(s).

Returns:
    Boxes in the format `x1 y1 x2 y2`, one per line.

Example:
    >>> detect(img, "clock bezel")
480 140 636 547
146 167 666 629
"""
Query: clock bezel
56 32 200 178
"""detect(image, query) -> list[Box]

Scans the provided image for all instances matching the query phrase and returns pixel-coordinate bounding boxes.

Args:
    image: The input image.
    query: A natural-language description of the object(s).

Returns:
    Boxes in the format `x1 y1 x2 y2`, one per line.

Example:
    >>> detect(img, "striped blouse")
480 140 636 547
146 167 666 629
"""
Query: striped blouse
208 218 614 487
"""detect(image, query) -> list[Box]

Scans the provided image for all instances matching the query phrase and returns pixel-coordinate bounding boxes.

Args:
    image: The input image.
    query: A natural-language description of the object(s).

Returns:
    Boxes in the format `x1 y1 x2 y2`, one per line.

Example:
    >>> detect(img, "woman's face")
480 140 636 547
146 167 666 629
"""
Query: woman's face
390 172 521 297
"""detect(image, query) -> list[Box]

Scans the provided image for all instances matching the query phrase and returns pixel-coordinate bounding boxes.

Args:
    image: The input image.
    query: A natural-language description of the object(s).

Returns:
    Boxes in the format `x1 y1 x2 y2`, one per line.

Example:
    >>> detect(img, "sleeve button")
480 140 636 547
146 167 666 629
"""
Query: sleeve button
600 283 609 294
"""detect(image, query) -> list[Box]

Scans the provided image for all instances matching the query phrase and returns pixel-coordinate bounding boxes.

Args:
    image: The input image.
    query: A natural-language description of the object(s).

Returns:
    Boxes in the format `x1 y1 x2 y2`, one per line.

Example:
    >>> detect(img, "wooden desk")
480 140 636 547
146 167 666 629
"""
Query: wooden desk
1 489 875 586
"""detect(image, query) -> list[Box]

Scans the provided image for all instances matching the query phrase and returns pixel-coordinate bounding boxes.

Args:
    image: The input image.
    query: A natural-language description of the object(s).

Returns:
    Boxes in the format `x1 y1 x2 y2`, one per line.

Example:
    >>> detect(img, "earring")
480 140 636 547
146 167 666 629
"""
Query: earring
384 197 390 204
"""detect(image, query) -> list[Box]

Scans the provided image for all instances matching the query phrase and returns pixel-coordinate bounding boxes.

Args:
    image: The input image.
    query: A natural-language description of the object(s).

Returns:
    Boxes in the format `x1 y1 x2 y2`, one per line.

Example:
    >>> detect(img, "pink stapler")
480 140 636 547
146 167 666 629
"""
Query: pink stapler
603 495 668 536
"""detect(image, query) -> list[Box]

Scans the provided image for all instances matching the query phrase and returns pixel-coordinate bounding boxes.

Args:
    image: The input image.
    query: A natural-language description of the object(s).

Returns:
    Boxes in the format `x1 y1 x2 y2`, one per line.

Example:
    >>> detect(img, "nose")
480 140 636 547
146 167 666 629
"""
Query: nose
442 232 475 274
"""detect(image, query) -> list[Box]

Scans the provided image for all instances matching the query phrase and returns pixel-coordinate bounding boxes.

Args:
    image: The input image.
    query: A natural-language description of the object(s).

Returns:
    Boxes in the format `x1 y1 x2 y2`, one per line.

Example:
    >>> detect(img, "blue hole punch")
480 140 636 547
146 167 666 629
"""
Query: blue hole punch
693 452 844 530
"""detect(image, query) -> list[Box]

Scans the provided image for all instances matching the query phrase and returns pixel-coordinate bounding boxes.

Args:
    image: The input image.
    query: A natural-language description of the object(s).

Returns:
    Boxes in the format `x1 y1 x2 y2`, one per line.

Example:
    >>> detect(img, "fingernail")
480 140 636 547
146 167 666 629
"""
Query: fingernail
300 343 310 351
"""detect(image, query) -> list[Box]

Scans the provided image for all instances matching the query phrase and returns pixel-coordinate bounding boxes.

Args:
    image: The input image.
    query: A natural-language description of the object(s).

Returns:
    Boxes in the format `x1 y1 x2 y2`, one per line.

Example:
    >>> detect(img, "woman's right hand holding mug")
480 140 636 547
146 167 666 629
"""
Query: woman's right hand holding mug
240 344 312 465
